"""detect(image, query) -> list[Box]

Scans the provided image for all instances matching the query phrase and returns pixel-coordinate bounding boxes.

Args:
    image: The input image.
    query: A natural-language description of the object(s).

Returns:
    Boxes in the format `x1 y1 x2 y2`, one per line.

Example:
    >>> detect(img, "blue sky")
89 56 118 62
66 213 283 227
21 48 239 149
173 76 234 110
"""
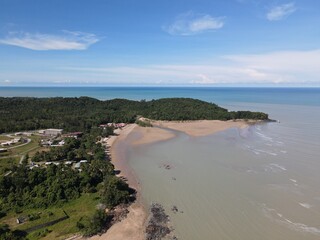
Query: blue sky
0 0 319 86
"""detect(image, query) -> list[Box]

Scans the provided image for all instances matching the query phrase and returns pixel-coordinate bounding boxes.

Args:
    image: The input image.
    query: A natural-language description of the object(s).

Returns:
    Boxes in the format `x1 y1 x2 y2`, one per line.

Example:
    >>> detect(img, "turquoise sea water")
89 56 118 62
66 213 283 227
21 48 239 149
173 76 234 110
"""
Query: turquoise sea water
0 87 319 106
1 87 320 239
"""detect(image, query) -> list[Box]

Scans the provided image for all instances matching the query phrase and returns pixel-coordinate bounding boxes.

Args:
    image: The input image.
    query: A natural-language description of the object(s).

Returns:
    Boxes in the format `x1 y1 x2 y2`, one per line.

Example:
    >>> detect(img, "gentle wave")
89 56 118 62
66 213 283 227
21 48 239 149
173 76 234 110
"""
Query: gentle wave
263 163 287 173
299 203 313 209
261 204 320 235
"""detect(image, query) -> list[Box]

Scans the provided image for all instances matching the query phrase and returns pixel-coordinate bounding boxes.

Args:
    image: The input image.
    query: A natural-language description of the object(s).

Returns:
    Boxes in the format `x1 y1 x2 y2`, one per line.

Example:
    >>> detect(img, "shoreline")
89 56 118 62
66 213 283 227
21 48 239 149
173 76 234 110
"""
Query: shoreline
88 124 147 240
88 119 252 240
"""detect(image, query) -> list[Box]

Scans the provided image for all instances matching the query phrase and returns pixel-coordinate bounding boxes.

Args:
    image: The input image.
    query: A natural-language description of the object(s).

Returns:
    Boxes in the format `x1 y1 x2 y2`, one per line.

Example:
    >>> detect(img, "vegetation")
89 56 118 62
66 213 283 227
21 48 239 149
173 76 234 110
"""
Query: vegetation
0 97 269 133
0 224 26 240
0 129 134 239
135 119 153 127
76 209 111 237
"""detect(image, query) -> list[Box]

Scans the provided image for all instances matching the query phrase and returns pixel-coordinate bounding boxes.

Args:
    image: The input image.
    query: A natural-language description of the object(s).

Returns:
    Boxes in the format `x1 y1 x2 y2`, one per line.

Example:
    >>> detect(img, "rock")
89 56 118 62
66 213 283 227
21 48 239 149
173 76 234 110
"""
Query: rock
171 205 178 213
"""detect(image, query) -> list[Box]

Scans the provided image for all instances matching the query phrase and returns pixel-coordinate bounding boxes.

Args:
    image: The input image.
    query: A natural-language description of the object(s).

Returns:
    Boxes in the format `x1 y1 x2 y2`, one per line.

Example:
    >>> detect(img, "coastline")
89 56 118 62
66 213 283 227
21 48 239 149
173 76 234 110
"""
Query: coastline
88 124 147 240
87 119 251 240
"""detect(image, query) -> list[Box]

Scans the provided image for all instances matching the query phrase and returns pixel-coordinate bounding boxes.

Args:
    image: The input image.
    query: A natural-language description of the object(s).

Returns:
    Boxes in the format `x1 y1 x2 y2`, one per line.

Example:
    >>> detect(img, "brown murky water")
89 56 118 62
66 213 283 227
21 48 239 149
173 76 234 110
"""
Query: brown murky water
127 104 320 240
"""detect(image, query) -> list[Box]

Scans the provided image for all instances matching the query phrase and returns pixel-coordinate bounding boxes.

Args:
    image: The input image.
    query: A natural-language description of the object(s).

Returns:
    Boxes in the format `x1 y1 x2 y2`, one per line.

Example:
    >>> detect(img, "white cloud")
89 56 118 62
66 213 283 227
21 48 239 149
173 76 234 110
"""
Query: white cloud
267 2 296 21
164 12 225 36
224 49 320 83
0 31 99 50
3 49 319 86
60 49 320 85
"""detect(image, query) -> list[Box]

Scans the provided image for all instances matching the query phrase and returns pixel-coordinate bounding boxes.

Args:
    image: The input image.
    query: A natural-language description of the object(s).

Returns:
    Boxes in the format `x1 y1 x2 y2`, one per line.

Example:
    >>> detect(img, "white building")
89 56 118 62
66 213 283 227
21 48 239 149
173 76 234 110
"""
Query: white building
43 129 63 136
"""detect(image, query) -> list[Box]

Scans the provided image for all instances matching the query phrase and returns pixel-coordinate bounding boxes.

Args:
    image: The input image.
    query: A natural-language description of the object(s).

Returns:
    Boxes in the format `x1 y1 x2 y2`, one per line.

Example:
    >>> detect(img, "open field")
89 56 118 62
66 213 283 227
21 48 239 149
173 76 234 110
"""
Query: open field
1 193 100 240
9 135 42 156
0 135 11 141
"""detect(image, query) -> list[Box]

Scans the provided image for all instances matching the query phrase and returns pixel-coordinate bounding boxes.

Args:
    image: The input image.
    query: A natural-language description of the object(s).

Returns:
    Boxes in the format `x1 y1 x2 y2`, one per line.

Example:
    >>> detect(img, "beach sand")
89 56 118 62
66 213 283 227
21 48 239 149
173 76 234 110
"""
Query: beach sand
88 124 146 240
153 120 248 137
131 126 176 145
87 120 249 240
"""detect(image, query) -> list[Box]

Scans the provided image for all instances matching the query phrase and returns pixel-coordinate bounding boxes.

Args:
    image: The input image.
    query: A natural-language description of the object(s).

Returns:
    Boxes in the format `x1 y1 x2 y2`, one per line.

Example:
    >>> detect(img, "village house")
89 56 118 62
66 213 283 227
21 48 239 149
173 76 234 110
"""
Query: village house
62 132 83 139
99 123 126 129
0 148 7 153
0 137 21 146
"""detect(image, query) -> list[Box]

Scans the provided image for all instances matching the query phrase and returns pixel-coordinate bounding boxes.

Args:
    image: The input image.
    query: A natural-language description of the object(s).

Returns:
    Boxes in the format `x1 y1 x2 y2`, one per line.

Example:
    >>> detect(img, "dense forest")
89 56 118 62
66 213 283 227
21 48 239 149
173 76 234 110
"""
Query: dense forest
0 97 269 133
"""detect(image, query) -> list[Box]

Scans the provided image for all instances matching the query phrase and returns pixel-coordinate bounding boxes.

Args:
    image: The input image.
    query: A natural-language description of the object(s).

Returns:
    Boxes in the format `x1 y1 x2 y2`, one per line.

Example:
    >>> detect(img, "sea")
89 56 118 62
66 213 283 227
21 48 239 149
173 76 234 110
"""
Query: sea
1 87 320 239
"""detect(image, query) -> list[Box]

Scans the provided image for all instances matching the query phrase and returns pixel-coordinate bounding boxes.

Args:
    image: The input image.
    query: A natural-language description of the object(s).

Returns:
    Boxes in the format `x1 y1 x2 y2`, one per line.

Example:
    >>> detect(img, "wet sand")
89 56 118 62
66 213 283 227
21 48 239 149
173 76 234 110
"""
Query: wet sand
131 126 176 145
153 120 248 137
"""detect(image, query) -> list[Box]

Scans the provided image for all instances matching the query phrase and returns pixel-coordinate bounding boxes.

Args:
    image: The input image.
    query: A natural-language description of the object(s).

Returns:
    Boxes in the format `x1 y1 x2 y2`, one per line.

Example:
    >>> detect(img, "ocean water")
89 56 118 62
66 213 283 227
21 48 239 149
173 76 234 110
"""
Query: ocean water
0 86 319 106
1 87 320 239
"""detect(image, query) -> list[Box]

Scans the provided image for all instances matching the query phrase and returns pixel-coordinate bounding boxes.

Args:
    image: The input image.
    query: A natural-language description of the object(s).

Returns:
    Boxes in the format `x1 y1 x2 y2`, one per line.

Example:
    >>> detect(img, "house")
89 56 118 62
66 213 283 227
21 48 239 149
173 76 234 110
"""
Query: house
100 123 126 129
43 129 63 136
12 137 21 143
29 164 39 170
40 139 53 146
0 138 20 146
22 132 33 136
0 148 7 153
63 132 83 139
74 160 88 169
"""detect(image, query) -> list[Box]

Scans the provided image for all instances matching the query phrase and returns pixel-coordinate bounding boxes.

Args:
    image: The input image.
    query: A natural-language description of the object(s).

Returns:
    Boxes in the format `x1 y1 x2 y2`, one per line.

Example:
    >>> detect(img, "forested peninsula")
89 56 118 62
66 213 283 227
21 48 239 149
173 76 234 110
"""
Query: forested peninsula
0 97 269 133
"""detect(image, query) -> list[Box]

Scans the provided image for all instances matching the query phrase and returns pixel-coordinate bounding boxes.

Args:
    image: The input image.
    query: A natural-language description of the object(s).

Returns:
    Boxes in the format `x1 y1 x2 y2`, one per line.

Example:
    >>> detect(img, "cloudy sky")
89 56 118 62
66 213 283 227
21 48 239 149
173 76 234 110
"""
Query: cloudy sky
0 0 319 86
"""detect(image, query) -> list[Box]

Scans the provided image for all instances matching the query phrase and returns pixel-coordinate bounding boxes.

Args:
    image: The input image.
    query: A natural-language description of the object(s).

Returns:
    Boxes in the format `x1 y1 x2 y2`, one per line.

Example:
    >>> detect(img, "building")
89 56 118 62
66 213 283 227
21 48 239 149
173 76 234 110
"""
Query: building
62 132 83 139
43 129 63 136
74 160 88 169
0 148 7 153
100 123 126 129
0 137 21 146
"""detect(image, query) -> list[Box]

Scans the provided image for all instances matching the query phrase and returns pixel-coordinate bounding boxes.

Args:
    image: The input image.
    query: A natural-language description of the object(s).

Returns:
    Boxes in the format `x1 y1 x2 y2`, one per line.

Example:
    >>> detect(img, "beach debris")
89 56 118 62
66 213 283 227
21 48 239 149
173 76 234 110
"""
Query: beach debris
172 177 176 181
160 164 172 170
146 203 172 240
171 205 178 213
109 204 130 223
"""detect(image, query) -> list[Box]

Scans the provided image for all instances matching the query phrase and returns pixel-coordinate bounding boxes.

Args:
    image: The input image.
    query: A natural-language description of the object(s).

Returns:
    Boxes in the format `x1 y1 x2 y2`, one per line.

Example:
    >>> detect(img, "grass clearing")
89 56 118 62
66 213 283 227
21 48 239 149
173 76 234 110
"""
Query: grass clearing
10 135 42 156
0 157 19 174
0 135 11 141
2 193 100 240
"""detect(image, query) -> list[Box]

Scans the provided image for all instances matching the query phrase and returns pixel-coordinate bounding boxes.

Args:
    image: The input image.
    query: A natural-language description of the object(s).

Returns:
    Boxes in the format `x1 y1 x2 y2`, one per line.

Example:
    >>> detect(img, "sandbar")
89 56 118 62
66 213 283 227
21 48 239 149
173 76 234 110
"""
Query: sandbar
153 120 248 137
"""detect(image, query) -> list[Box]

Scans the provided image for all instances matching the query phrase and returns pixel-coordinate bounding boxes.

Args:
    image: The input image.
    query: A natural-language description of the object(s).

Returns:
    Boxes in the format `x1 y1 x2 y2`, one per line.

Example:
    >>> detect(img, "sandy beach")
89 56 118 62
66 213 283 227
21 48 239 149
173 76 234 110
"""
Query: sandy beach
131 126 176 145
87 120 249 240
153 120 248 137
88 124 147 240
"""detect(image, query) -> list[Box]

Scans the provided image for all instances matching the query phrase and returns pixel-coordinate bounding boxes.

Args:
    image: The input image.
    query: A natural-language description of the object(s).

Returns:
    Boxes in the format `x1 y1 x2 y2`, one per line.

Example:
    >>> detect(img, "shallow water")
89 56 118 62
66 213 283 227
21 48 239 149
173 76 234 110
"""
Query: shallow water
127 103 320 240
